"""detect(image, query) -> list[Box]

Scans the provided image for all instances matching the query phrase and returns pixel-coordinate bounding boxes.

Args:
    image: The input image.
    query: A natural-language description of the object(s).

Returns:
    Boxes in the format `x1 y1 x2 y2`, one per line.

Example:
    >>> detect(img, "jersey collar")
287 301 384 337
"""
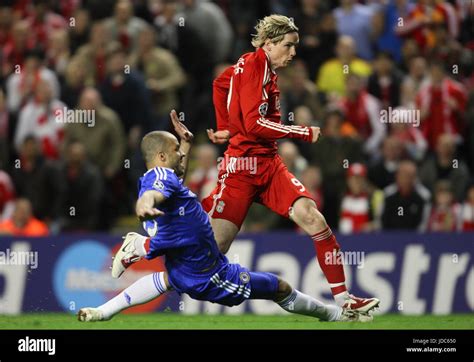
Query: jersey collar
143 166 175 176
257 48 276 75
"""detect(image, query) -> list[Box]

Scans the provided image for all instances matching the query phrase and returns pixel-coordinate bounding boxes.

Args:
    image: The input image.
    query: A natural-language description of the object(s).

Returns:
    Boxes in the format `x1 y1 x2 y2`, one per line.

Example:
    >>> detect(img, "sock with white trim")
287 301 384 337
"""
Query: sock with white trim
312 227 349 306
97 272 167 320
277 289 342 321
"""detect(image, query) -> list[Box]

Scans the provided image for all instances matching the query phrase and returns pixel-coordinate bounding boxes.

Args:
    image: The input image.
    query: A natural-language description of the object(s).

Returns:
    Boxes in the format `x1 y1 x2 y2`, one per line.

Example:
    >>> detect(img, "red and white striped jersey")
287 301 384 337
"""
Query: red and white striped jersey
339 193 371 234
213 48 313 157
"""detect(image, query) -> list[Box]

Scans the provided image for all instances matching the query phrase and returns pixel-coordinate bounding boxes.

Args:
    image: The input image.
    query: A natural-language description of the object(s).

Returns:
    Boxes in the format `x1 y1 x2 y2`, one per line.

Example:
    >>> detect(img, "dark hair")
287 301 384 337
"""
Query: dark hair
325 106 345 121
24 47 46 61
430 58 447 72
376 51 394 62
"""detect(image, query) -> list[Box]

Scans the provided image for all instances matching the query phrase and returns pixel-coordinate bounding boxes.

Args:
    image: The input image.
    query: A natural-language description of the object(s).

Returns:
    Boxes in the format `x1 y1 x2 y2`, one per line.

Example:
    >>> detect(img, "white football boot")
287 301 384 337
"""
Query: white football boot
77 308 106 322
339 308 374 323
111 232 148 278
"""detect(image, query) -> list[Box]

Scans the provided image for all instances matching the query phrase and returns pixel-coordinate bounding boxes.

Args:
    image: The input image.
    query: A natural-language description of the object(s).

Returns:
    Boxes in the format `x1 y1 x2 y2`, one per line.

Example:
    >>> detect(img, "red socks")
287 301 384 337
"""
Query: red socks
312 227 347 297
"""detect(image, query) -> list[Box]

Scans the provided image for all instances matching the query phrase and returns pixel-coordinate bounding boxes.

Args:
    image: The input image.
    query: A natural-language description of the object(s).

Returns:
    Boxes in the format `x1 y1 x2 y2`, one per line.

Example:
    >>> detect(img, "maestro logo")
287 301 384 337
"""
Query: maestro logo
53 239 167 314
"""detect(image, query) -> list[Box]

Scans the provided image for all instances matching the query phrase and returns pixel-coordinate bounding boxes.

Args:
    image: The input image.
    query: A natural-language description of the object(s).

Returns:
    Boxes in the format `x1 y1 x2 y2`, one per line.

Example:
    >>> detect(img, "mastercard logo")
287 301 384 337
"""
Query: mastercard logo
53 240 167 314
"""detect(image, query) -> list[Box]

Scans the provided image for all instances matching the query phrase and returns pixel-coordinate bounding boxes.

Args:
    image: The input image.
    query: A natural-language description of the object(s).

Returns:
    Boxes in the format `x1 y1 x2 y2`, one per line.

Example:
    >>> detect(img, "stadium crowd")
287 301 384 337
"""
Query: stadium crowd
0 0 473 235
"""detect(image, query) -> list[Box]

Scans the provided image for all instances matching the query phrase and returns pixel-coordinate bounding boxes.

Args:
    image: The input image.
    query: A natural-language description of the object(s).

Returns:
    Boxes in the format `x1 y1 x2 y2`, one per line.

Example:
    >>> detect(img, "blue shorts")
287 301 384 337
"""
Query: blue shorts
168 262 280 307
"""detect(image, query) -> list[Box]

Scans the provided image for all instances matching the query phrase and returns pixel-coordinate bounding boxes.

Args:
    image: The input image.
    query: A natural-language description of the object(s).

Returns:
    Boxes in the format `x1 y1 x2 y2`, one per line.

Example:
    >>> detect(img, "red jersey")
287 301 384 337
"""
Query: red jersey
213 48 313 157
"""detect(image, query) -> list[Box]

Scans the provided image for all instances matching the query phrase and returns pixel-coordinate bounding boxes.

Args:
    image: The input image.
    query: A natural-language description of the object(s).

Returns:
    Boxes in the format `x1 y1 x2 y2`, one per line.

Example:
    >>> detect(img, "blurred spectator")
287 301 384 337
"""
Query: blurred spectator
0 5 13 48
6 47 60 114
14 79 65 159
289 105 317 161
0 198 49 236
81 0 116 21
128 25 186 129
153 0 180 52
427 180 461 232
333 0 377 60
460 184 474 231
58 141 103 231
46 29 70 77
73 21 118 85
367 51 403 110
339 73 385 155
372 0 414 62
396 0 458 53
177 0 233 134
279 141 308 180
419 133 470 202
459 0 474 48
429 19 466 73
368 136 403 189
27 0 67 51
99 47 152 134
339 163 380 234
64 87 126 179
400 56 429 107
311 109 364 226
61 56 88 108
300 165 324 212
188 143 218 200
380 160 431 231
0 89 8 168
177 0 233 68
399 37 422 72
316 35 371 98
389 120 427 162
10 136 62 222
103 0 148 53
291 0 336 79
0 169 15 221
1 20 34 79
68 8 91 54
281 60 323 121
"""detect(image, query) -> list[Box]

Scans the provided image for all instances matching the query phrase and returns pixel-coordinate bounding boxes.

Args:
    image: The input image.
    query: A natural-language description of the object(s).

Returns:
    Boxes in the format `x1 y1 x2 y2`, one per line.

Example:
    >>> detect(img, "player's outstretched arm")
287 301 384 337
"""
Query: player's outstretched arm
170 109 193 180
136 190 166 222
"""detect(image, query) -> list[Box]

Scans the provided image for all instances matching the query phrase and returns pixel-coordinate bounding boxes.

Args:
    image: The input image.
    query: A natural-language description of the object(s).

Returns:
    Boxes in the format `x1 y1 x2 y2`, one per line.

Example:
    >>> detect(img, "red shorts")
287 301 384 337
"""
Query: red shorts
201 155 314 228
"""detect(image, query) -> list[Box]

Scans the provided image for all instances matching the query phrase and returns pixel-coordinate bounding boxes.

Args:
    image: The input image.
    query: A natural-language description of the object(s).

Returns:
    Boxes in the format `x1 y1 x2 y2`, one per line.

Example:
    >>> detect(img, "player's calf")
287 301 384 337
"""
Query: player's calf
78 272 169 322
272 277 374 322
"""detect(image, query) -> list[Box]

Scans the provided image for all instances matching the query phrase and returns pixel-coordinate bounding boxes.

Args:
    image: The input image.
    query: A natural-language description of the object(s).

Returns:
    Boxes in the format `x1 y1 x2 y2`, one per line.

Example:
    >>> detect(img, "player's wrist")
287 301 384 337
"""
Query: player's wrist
306 126 313 143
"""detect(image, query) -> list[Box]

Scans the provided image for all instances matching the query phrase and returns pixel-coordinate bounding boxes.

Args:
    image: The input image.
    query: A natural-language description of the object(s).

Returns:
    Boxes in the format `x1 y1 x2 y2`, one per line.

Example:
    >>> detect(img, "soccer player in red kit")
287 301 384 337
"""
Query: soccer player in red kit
203 15 380 313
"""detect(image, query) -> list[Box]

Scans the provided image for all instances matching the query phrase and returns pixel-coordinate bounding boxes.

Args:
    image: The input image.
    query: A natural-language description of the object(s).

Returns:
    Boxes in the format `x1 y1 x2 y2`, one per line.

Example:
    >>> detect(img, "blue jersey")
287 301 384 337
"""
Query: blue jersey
138 167 222 273
138 166 278 306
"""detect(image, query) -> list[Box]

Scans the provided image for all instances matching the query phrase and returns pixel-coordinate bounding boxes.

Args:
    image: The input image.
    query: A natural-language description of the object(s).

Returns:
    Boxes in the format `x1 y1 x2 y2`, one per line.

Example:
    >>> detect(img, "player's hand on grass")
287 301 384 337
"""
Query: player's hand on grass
136 206 164 221
311 126 321 143
207 129 230 144
170 109 194 143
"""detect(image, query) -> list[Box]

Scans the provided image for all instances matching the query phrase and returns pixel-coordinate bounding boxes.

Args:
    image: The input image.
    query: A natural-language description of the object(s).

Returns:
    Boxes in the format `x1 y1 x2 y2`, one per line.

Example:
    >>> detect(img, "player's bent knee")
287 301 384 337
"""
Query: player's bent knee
217 239 232 254
292 198 326 228
273 278 292 302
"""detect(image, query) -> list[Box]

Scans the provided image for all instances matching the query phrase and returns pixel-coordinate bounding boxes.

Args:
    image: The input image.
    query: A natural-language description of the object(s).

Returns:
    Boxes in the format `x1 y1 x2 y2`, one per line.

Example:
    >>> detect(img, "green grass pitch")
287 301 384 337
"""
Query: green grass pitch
1 313 473 330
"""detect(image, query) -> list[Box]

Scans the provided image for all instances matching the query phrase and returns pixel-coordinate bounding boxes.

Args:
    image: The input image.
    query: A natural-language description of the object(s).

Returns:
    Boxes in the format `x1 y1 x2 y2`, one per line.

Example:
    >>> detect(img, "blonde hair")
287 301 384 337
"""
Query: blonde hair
251 14 299 48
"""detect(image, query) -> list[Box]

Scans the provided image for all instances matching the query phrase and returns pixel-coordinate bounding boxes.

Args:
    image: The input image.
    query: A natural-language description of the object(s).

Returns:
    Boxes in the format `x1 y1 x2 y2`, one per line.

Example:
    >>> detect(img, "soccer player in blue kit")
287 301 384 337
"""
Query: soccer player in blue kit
78 111 372 323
